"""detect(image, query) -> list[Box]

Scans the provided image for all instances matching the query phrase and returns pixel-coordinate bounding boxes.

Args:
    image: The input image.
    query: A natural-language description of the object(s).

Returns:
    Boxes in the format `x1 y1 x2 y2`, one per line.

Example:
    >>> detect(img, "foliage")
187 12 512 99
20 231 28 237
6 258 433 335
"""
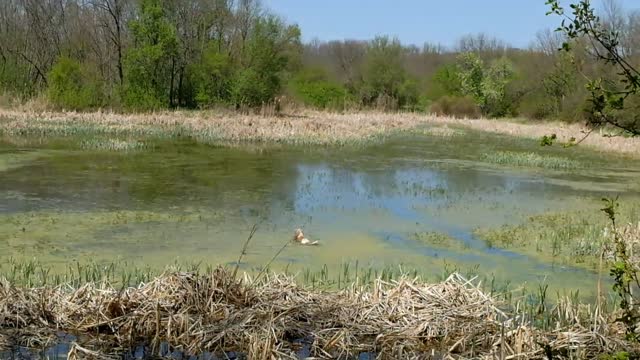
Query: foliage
483 57 517 117
231 16 301 108
289 67 348 109
457 53 485 105
598 352 631 360
601 197 640 341
191 46 235 108
547 0 640 135
2 0 640 120
540 134 557 147
47 57 103 110
454 53 516 117
429 95 481 118
357 36 419 110
122 0 178 110
428 64 462 99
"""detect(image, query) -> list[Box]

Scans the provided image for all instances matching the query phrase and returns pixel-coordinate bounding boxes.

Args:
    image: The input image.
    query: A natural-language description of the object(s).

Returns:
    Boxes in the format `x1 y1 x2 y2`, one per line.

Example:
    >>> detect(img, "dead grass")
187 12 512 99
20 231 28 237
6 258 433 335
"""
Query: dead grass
431 116 640 157
0 109 428 146
0 268 631 359
2 108 640 155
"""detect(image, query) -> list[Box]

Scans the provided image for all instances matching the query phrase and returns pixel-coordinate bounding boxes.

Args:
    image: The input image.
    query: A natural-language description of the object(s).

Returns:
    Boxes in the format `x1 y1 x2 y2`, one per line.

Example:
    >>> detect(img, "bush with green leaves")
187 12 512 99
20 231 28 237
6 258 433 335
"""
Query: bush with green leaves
289 68 348 109
191 46 235 108
47 57 103 110
426 64 462 101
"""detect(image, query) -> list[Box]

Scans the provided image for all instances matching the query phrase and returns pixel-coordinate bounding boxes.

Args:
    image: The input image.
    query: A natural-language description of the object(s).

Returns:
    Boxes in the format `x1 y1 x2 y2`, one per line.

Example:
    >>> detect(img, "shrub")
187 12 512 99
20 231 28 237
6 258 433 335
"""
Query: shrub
289 68 348 109
429 96 481 118
192 47 234 108
47 57 103 110
518 91 557 120
231 68 274 108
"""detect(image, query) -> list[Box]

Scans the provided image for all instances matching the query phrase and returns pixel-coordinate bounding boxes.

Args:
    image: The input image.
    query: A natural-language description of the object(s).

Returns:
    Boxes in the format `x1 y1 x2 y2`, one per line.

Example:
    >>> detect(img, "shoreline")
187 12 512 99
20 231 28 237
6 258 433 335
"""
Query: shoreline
1 108 640 155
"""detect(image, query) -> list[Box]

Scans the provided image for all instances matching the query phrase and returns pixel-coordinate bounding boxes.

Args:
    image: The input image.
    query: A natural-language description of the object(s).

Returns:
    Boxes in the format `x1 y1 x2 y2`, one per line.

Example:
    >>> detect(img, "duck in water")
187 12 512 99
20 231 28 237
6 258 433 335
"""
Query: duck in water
293 228 319 245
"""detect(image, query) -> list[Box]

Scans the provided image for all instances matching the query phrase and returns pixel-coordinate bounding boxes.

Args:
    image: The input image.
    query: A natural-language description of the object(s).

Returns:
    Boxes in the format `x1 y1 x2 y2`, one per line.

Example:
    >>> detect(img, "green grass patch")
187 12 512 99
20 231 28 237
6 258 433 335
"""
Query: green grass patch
481 151 581 170
474 201 640 270
410 231 470 251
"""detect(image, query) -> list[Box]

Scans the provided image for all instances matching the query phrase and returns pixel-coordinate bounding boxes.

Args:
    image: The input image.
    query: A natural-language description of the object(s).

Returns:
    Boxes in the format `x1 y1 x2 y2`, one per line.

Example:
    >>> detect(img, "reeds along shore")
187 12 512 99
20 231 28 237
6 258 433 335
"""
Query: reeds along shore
0 267 633 359
2 108 640 155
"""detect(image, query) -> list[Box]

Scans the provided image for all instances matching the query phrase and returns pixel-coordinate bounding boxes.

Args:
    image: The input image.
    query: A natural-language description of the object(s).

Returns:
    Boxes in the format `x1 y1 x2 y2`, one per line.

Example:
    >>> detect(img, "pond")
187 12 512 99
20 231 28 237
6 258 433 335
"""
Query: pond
1 128 639 297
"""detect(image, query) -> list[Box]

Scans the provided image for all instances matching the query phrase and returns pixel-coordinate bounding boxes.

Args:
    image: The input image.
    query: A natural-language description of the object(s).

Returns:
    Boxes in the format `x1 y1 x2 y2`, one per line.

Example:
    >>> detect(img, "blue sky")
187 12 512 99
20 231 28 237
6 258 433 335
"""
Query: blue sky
263 0 638 49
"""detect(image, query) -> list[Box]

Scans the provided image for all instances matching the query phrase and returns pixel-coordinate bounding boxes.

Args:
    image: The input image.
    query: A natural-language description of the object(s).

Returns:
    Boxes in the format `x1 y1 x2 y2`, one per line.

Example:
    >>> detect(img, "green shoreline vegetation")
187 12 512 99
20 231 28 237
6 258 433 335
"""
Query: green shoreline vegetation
474 200 640 271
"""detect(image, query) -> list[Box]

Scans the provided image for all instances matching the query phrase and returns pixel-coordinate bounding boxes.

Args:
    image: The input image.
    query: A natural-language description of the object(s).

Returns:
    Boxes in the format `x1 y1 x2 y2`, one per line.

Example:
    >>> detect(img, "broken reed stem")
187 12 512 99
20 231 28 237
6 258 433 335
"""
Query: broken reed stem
254 238 292 284
232 224 257 280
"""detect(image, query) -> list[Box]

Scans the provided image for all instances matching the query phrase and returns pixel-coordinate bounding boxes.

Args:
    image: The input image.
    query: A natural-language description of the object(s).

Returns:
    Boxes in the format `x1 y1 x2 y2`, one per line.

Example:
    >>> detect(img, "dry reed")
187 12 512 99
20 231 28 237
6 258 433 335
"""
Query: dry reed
0 268 632 359
2 109 640 155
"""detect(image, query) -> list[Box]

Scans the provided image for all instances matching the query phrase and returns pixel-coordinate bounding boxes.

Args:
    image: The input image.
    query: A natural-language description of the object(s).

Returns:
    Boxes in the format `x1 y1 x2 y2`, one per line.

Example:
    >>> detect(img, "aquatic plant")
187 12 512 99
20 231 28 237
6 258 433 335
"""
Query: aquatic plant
481 150 580 170
474 202 640 271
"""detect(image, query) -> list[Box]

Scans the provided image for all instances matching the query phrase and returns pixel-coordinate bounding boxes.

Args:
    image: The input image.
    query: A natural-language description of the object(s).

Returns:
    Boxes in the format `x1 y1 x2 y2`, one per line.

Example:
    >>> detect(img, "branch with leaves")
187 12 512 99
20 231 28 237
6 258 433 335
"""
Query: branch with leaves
546 0 640 135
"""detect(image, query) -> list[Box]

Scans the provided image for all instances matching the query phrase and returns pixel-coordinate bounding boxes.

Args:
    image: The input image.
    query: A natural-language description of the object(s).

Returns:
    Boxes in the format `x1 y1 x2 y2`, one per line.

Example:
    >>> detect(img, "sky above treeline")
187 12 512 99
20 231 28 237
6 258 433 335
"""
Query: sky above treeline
263 0 639 49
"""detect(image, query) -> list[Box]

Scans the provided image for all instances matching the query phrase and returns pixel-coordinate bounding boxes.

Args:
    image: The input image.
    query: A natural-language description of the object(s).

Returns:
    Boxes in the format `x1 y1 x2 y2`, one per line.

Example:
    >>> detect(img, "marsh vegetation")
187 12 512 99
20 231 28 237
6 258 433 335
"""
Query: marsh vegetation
2 115 640 357
1 0 640 357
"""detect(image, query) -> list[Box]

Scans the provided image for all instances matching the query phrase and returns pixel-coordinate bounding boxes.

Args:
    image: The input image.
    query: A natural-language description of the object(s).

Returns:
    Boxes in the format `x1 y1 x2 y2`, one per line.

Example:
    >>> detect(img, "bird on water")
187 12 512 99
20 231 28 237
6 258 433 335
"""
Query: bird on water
293 228 319 245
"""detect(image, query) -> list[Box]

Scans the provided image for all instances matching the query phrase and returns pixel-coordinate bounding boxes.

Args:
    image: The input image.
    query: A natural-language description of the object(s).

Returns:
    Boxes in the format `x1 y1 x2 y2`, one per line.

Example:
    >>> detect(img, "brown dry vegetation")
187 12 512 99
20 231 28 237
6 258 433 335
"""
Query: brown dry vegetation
2 109 640 156
0 268 633 359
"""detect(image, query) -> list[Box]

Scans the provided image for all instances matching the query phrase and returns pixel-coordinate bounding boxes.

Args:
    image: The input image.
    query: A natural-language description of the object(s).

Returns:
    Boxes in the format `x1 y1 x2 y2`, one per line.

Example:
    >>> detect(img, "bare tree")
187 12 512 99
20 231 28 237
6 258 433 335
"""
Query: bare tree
533 28 566 56
456 33 508 54
91 0 129 86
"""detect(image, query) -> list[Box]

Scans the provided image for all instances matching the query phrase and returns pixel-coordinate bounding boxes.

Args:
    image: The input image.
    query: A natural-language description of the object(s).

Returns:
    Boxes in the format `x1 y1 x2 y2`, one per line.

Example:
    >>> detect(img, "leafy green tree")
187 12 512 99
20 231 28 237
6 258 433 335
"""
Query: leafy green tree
483 57 516 117
456 52 485 104
123 0 178 110
289 67 349 109
231 16 301 107
358 36 419 109
428 64 462 99
191 45 235 107
47 57 103 110
455 53 515 117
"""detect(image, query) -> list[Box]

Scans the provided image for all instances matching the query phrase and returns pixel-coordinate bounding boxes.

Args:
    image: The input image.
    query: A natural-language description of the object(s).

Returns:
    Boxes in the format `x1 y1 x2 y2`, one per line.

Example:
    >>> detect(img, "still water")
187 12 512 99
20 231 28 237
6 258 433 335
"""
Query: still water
1 130 639 295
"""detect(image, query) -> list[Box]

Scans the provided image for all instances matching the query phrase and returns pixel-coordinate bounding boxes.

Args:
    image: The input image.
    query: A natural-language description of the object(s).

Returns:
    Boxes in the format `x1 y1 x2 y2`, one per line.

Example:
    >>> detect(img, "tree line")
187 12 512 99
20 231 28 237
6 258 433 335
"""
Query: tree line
0 0 638 123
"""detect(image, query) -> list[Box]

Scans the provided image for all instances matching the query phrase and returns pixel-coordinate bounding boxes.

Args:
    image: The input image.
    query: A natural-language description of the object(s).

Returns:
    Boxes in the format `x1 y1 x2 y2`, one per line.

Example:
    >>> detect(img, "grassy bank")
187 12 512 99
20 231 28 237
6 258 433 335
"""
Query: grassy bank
2 109 640 155
0 263 632 359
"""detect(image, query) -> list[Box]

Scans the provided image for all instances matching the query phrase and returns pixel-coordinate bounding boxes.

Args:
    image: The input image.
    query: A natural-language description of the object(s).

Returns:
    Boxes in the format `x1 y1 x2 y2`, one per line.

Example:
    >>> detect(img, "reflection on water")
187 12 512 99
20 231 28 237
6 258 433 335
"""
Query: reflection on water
1 132 639 295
